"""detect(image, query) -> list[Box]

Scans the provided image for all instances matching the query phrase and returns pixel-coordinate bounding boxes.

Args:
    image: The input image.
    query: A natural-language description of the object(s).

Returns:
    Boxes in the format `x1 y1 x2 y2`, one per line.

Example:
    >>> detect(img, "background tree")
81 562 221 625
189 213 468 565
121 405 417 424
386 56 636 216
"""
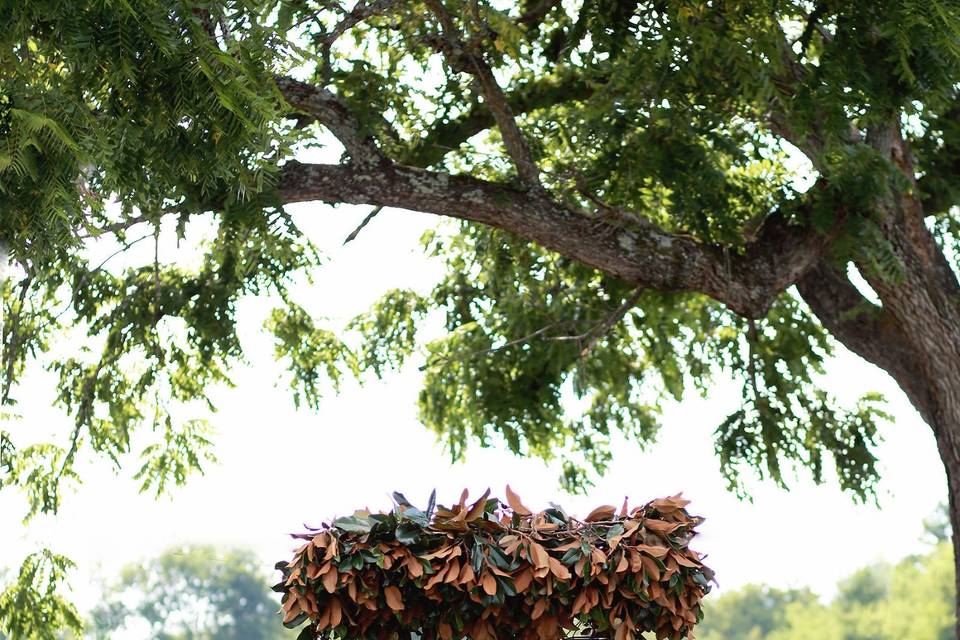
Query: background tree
696 542 955 639
695 585 818 640
5 0 960 636
89 545 291 640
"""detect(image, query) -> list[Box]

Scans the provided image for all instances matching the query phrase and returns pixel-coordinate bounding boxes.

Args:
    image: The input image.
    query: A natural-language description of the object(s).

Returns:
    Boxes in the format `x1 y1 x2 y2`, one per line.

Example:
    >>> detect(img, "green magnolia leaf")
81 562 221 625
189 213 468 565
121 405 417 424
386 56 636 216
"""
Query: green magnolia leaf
395 522 421 546
333 514 373 534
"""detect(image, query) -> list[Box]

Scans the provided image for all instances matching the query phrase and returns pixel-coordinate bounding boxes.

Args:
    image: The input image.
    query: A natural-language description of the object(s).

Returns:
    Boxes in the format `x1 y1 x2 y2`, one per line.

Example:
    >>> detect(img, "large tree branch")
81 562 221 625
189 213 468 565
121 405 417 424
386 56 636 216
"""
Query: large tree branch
275 76 383 163
278 159 831 318
796 260 935 423
276 71 594 170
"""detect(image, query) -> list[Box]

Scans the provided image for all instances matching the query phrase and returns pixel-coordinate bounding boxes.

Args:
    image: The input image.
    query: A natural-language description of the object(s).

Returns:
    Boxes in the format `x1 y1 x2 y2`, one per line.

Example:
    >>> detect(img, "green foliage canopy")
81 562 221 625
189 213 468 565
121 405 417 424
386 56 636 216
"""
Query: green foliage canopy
697 542 956 640
90 545 292 640
5 1 960 637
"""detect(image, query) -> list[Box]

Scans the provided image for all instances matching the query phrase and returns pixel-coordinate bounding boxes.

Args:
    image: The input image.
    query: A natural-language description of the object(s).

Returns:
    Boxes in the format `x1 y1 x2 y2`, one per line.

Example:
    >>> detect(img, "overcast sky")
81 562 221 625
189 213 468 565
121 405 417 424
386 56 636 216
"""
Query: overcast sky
0 190 948 636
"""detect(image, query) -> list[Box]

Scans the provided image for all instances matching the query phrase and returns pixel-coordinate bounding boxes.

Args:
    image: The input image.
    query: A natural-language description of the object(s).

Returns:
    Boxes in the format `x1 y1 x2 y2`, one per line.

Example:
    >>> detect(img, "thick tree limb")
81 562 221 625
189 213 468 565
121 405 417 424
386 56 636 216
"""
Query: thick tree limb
796 260 935 423
278 159 831 318
275 76 382 163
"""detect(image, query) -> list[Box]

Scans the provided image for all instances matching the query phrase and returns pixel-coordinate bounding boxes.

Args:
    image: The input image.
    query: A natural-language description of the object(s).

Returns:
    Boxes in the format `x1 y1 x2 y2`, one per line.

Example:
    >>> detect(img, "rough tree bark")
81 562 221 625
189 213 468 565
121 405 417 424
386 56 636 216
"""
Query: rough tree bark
274 60 960 633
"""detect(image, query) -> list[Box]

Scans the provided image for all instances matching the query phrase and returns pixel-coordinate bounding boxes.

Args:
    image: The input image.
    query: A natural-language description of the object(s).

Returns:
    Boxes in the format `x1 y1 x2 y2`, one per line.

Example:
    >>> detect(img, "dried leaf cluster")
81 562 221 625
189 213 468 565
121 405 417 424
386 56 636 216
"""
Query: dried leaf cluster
274 488 713 640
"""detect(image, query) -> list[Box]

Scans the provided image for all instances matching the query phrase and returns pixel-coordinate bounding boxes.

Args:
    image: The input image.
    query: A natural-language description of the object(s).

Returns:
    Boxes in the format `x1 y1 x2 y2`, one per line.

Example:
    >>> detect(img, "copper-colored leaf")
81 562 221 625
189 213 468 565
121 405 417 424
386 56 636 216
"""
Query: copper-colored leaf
465 488 491 522
322 567 338 593
572 590 588 614
642 519 684 535
636 544 669 559
404 555 425 578
514 567 533 592
481 572 497 596
616 553 628 573
671 550 700 568
640 555 661 581
505 485 532 516
548 556 571 581
384 585 404 611
282 598 302 624
531 599 548 620
585 505 616 522
329 598 343 627
529 542 549 569
439 622 453 640
458 560 476 585
444 559 462 584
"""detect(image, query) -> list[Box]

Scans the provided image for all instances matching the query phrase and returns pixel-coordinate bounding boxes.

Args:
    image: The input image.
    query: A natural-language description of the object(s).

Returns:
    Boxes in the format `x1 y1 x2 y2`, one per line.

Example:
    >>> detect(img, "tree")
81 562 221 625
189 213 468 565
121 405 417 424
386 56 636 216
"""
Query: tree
3 0 960 635
696 542 956 640
90 545 291 640
696 585 818 640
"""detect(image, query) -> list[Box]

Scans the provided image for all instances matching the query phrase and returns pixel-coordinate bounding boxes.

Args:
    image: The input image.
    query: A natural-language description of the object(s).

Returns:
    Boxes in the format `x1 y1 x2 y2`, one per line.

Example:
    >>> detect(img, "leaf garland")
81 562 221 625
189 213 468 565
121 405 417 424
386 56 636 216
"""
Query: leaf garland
274 488 713 640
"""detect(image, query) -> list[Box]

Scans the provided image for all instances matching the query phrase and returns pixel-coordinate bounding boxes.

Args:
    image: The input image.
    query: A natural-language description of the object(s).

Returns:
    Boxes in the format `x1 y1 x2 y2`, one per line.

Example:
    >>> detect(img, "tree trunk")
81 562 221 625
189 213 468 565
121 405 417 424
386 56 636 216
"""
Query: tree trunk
798 125 960 636
939 442 960 638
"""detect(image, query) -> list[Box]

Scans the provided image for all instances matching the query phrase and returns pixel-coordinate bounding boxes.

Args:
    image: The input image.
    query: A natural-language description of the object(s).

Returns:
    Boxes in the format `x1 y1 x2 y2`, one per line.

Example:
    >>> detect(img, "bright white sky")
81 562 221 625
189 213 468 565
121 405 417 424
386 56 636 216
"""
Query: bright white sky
0 192 948 628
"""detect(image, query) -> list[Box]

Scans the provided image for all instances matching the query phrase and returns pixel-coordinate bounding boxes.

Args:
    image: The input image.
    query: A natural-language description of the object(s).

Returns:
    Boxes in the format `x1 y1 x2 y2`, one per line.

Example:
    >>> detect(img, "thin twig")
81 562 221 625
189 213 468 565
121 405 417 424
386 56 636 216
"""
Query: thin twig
746 319 763 405
321 0 401 45
424 0 542 189
343 206 383 245
575 287 644 357
31 233 153 337
1 275 32 406
419 321 569 371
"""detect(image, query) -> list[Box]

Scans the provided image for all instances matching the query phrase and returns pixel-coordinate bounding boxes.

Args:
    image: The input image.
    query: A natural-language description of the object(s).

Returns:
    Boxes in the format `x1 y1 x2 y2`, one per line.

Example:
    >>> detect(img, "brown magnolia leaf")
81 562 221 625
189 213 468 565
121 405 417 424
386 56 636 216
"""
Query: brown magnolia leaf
531 599 548 621
572 590 589 615
616 553 629 573
640 555 661 581
458 561 476 585
529 541 550 569
481 572 497 596
465 488 492 522
548 556 571 581
322 567 338 593
317 604 331 629
620 496 629 517
671 550 700 568
591 547 607 565
458 488 469 508
498 534 519 548
514 567 533 592
282 600 302 624
439 622 453 640
444 559 462 584
584 505 616 522
384 585 404 611
614 617 635 640
642 519 684 535
425 564 449 589
505 485 532 516
404 555 424 578
636 544 670 559
329 598 343 627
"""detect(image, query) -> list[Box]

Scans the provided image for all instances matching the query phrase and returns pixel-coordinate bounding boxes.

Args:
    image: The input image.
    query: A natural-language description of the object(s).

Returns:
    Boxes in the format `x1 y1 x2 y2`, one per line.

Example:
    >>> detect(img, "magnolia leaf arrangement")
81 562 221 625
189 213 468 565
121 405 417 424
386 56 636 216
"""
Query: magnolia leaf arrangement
274 488 713 640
